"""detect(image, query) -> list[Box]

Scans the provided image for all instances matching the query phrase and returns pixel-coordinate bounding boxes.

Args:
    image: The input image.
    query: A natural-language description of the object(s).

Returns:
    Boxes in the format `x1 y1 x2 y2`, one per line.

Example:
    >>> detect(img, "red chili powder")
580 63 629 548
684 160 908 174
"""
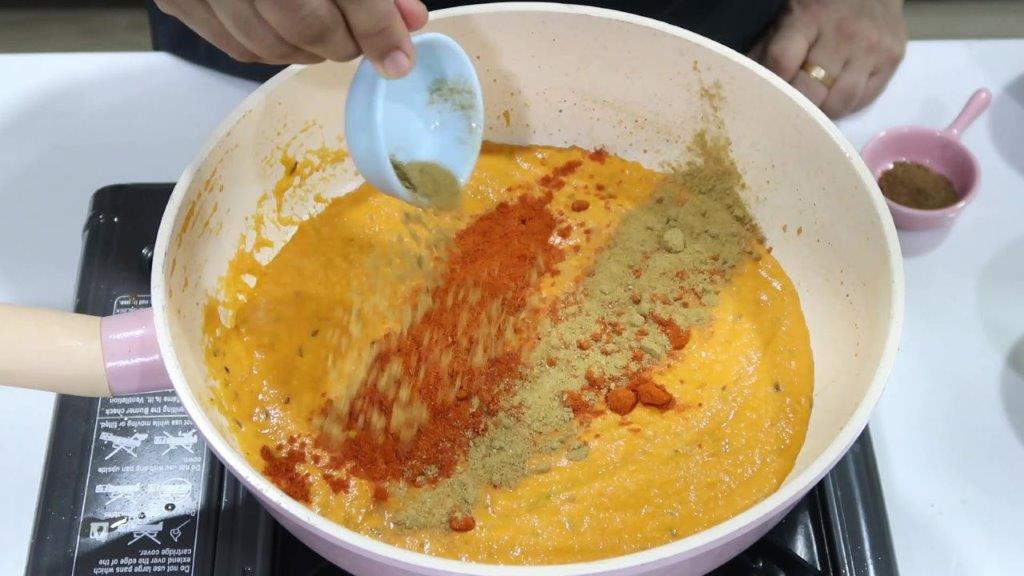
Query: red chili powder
651 315 691 351
260 442 312 503
626 372 675 410
539 159 583 191
323 474 350 494
320 191 564 484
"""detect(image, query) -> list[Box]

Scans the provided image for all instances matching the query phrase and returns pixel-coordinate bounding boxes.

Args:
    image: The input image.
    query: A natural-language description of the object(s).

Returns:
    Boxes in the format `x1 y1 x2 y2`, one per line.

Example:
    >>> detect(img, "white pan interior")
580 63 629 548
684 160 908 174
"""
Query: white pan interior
153 3 902 573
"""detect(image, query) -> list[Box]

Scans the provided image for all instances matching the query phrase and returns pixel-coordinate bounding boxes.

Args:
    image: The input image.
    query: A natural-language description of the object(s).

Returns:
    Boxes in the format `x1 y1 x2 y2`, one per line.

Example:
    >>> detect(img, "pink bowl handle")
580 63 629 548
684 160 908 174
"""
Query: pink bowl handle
101 308 173 396
944 88 992 138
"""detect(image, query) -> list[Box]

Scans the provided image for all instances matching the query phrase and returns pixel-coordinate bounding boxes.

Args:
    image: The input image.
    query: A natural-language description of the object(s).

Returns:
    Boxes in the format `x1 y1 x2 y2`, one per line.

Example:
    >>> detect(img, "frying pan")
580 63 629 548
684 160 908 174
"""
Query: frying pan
0 4 903 575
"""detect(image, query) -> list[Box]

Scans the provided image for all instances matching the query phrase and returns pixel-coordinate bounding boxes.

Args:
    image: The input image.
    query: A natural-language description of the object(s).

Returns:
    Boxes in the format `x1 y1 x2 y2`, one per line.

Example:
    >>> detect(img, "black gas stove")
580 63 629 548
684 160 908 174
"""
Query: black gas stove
25 183 899 576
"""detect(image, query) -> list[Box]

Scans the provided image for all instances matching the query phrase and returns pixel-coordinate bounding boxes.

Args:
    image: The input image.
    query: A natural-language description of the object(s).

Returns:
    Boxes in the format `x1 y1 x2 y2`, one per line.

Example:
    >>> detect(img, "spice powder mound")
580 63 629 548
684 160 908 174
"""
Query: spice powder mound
878 161 960 209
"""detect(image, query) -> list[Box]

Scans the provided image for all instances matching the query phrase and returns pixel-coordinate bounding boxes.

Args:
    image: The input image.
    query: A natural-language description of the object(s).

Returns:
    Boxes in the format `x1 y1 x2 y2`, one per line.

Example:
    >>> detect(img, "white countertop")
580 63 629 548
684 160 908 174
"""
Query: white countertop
838 40 1024 575
1 41 1022 575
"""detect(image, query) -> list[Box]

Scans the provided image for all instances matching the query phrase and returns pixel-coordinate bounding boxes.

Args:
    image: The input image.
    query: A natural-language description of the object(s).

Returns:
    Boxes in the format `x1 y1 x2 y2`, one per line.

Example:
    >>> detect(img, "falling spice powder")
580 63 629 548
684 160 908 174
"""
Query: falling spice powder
392 158 462 210
878 161 960 210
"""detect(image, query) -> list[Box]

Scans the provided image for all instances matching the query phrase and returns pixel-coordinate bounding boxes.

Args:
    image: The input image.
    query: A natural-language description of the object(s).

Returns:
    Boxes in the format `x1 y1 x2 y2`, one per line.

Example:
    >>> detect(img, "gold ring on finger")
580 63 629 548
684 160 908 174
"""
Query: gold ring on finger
800 61 836 89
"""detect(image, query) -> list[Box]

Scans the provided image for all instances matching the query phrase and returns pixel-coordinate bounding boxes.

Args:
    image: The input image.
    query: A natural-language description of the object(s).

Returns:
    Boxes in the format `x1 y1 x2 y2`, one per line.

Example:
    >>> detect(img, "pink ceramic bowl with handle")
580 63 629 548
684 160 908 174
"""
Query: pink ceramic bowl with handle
0 4 903 575
861 88 991 230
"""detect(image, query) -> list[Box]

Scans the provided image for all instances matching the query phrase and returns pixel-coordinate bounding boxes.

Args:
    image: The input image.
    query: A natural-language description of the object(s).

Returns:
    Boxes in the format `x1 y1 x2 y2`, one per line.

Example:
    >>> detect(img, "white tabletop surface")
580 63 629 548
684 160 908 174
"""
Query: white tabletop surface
840 40 1024 576
1 41 1022 576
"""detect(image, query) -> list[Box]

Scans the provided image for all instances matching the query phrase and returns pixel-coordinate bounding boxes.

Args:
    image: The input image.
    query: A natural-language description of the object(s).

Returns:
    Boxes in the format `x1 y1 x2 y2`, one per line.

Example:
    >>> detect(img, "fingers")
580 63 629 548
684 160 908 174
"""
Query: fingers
798 38 849 112
159 0 426 72
208 0 323 64
255 0 358 62
790 71 828 108
756 0 907 117
337 0 416 78
762 16 817 82
761 11 843 108
153 0 258 62
821 58 871 118
396 0 429 32
853 37 905 112
853 68 896 113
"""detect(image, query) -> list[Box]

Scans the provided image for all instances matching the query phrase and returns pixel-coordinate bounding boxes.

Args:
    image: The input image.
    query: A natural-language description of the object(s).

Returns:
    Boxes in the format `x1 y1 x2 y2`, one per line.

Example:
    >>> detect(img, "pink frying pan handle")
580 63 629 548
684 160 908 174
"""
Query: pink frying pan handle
944 88 992 139
0 304 171 397
101 308 173 396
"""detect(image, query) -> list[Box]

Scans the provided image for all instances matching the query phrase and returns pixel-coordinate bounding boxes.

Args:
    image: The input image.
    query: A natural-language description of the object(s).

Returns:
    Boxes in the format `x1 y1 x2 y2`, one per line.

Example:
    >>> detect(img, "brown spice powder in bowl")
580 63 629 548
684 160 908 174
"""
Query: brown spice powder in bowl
878 161 960 210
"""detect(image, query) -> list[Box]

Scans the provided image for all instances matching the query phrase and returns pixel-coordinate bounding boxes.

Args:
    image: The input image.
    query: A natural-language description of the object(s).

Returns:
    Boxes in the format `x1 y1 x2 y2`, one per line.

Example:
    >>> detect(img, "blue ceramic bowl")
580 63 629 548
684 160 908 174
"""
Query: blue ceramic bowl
344 33 484 205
